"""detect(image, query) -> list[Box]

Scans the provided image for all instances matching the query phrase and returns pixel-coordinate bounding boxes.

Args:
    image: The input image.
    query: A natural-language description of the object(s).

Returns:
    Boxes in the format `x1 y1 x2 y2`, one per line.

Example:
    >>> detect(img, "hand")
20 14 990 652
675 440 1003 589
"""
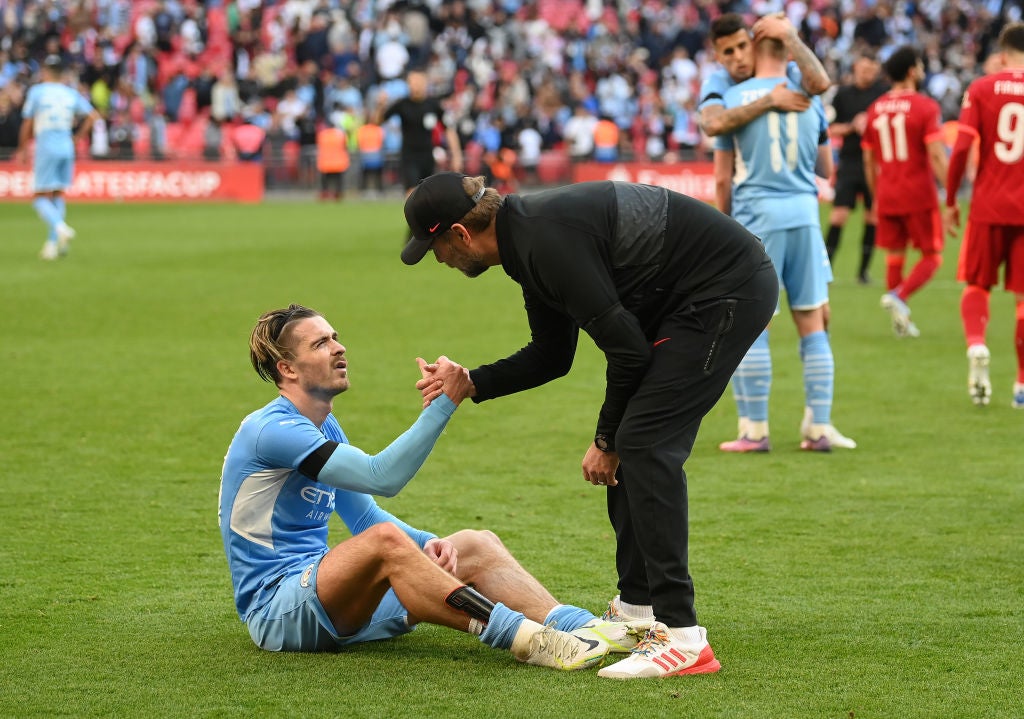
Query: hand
769 83 811 113
582 443 619 487
423 538 458 574
852 112 867 135
14 147 28 164
753 14 796 43
943 204 961 236
415 355 473 407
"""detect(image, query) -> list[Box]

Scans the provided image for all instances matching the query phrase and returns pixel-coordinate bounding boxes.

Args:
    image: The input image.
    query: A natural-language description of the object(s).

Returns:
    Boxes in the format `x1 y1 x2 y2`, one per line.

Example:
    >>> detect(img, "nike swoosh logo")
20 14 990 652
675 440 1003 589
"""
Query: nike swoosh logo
429 222 441 233
653 337 671 347
577 637 601 651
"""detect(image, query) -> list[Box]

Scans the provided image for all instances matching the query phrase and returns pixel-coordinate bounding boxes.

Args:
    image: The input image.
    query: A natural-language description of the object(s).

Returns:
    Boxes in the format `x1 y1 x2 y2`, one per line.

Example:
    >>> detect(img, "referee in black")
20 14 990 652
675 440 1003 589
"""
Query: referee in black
400 172 778 679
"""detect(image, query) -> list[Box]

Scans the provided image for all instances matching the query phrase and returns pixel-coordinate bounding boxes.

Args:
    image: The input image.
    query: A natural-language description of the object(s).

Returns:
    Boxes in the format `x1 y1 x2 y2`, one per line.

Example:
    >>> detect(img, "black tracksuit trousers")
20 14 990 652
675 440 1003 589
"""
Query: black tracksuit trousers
606 260 779 627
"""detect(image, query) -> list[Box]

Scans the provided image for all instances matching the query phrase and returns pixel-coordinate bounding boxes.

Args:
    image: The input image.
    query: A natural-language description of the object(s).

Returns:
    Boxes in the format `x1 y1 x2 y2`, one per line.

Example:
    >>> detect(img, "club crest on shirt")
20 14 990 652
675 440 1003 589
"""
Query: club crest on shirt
300 563 315 588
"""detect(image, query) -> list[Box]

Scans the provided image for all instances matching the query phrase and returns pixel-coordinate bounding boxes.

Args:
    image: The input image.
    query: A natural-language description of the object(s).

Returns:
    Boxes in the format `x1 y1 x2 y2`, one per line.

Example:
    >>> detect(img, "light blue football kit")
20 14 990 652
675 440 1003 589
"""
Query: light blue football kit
22 81 93 192
219 393 597 652
698 63 804 230
714 74 835 428
21 81 94 254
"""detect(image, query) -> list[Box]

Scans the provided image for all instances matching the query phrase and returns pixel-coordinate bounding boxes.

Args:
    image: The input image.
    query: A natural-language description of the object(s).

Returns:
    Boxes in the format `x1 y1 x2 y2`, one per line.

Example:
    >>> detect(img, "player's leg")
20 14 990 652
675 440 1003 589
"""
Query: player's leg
958 221 999 405
859 188 877 283
1006 229 1024 407
898 208 944 303
824 202 851 263
445 528 646 651
877 214 913 336
315 523 608 669
786 226 849 450
722 230 785 453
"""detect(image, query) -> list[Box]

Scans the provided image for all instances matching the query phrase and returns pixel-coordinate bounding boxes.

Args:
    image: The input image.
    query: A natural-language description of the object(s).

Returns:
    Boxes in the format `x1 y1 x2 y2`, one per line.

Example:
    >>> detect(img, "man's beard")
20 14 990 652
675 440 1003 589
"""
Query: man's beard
462 261 489 278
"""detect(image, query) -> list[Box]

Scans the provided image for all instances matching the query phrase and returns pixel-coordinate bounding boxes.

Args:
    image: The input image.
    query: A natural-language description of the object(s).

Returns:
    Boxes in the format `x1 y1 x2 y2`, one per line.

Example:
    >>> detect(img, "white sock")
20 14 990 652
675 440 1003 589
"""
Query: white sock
509 618 545 660
667 625 704 645
467 618 485 635
619 598 654 620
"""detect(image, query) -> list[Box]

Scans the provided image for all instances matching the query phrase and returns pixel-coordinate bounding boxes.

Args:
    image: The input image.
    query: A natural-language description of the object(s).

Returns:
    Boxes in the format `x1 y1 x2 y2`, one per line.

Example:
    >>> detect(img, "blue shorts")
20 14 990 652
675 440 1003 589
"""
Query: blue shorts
763 225 832 311
246 558 414 652
33 149 74 193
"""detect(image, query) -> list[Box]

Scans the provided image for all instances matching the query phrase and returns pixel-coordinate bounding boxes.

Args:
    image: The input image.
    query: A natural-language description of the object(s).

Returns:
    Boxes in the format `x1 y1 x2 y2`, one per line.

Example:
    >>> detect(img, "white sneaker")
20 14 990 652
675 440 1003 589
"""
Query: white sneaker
575 618 649 654
880 291 915 337
801 407 857 449
511 621 609 671
967 345 991 406
55 222 76 256
597 622 721 679
39 241 58 260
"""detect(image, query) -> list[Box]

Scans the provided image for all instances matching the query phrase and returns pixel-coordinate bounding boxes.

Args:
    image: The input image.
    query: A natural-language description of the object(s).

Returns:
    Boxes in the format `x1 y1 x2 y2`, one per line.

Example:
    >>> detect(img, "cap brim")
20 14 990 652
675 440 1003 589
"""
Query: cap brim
401 236 432 265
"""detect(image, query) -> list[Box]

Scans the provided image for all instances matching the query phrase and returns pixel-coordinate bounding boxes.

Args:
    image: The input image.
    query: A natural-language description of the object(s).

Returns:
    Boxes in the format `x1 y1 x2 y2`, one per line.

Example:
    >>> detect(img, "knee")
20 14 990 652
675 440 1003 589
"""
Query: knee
368 522 419 557
447 528 504 558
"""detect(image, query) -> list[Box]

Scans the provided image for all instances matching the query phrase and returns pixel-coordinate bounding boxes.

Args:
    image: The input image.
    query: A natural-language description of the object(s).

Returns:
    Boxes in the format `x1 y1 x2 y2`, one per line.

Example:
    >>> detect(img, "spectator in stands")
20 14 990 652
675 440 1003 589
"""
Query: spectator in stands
211 69 241 123
563 103 598 162
593 115 620 163
316 117 350 201
355 110 385 196
0 91 22 160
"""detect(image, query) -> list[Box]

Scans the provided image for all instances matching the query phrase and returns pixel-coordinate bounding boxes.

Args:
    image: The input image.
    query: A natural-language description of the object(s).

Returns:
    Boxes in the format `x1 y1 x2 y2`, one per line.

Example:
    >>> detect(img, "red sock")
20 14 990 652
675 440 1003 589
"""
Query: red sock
1016 301 1024 383
961 285 990 348
899 253 942 301
886 254 905 292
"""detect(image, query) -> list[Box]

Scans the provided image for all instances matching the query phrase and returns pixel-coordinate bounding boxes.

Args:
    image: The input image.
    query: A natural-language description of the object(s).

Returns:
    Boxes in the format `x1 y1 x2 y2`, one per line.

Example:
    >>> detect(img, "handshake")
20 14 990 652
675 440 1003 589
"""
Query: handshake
415 356 475 407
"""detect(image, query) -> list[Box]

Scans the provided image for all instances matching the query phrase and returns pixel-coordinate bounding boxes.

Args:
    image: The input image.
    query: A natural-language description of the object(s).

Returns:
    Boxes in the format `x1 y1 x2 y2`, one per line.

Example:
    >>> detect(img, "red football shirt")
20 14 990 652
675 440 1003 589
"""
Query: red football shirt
956 68 1024 224
861 89 943 215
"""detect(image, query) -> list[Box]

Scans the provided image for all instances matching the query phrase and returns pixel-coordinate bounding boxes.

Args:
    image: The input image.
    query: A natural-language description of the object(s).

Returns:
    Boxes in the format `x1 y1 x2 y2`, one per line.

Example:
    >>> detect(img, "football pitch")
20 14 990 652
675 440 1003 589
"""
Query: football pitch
0 197 1021 718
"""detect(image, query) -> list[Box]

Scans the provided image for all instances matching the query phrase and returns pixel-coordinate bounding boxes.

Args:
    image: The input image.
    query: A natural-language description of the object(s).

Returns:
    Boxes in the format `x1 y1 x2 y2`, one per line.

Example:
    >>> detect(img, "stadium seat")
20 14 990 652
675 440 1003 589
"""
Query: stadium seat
536 150 570 184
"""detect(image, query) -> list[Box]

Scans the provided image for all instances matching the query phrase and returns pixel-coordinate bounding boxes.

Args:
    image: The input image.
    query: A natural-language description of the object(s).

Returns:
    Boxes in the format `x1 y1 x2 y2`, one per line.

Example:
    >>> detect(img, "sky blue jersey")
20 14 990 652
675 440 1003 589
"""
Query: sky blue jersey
219 395 454 620
714 76 828 232
21 82 94 157
698 61 803 113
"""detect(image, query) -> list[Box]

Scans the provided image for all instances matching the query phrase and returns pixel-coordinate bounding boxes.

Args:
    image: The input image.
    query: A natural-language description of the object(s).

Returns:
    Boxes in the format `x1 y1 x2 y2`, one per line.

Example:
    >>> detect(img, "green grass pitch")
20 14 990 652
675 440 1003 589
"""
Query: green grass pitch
0 198 1021 718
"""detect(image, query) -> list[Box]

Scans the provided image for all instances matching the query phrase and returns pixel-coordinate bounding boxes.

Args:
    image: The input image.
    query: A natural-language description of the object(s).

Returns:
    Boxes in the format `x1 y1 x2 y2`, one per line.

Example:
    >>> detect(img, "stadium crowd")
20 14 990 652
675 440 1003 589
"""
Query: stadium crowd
0 0 1020 188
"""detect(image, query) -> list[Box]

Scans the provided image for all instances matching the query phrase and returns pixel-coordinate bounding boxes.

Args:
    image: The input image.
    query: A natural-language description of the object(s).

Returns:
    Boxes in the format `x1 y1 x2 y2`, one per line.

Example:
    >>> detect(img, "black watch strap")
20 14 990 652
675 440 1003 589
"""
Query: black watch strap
594 434 613 452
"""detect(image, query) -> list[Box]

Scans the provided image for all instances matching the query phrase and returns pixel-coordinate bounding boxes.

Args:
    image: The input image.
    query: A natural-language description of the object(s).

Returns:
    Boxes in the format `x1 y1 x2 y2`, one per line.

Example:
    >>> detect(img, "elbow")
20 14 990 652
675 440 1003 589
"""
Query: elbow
804 77 832 97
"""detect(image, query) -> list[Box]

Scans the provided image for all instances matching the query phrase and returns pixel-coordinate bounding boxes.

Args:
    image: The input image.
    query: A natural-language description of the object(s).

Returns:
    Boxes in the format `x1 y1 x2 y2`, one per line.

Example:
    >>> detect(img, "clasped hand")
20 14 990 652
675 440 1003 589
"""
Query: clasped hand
415 355 474 407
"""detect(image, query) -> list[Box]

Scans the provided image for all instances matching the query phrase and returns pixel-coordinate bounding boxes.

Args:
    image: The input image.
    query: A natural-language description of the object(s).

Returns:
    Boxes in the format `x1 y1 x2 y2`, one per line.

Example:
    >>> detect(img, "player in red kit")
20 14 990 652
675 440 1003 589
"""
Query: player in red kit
862 46 948 338
946 22 1024 408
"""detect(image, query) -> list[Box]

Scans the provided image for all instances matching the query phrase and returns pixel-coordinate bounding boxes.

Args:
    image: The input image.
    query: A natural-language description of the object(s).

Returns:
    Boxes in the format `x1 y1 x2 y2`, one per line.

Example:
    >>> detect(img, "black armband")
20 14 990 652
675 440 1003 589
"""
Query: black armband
297 441 340 481
445 585 495 623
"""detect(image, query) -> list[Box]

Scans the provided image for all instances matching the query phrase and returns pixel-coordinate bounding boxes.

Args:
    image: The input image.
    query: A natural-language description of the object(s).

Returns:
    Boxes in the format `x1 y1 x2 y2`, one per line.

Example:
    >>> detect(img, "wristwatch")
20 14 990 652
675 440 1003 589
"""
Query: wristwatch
594 434 613 452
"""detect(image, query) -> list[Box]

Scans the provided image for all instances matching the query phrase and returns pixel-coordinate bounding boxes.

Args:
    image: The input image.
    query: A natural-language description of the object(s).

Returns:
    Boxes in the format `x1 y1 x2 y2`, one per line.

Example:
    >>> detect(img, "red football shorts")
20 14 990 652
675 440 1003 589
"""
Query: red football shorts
876 208 943 253
957 221 1024 292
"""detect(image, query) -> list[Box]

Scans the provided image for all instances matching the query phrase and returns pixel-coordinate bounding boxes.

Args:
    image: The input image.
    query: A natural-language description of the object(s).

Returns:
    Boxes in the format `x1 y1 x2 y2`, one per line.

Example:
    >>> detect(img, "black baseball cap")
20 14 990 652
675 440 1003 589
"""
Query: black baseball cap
401 172 485 265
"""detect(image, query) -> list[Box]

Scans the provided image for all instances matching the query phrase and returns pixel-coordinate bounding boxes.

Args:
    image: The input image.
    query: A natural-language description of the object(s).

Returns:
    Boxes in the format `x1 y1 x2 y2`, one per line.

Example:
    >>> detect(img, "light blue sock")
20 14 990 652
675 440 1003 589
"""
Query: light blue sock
543 604 596 632
478 602 524 650
743 329 771 423
53 195 66 220
730 373 749 422
32 197 62 232
800 331 834 425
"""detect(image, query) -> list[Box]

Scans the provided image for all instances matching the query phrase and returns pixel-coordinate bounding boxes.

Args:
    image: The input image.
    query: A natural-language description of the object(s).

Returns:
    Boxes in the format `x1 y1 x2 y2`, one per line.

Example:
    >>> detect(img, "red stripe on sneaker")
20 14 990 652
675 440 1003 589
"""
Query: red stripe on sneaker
653 655 675 671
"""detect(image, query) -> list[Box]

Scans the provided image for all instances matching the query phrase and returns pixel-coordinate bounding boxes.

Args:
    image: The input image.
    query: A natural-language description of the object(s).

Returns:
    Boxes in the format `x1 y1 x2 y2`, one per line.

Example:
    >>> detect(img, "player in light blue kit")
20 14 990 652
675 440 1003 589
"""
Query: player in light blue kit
17 55 98 260
219 305 645 668
714 35 855 452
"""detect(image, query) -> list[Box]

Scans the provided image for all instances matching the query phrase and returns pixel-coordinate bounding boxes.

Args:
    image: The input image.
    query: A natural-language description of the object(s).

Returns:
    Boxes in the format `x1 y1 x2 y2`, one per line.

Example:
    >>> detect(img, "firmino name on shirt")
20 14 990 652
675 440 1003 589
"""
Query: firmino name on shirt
994 80 1024 96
